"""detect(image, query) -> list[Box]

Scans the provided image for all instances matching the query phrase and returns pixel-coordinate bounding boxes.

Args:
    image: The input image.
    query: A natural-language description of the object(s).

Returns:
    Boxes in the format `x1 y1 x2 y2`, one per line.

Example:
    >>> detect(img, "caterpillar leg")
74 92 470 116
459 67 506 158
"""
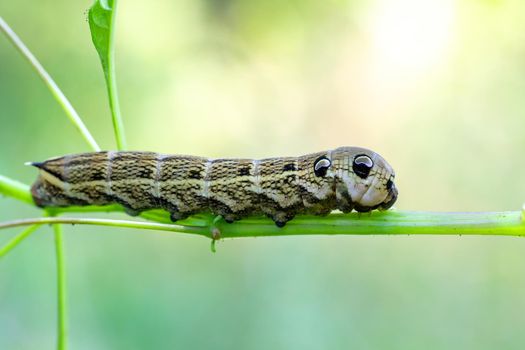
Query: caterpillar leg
270 211 295 228
304 205 332 216
221 214 238 223
112 197 144 217
335 185 354 213
353 204 380 213
338 203 354 214
169 211 191 222
123 206 142 217
208 198 252 224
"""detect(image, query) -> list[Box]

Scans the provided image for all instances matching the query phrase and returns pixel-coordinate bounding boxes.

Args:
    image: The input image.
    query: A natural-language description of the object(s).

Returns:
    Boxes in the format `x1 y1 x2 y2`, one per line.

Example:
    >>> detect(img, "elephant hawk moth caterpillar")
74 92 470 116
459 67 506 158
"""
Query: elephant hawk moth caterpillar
29 146 398 227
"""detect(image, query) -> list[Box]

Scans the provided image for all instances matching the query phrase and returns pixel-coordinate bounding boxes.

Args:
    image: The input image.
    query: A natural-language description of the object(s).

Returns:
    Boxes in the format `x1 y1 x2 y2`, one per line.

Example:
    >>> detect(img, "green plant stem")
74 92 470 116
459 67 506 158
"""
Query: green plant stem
52 223 68 350
0 224 41 258
88 0 126 150
0 175 33 205
0 211 524 239
0 16 101 152
0 217 208 235
2 174 525 238
213 210 525 238
106 0 127 152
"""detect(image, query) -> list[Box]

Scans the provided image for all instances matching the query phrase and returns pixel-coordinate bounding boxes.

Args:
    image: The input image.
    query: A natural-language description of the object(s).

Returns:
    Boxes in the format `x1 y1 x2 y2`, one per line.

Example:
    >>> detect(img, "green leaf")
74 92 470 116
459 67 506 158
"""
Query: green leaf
88 0 127 150
88 0 113 80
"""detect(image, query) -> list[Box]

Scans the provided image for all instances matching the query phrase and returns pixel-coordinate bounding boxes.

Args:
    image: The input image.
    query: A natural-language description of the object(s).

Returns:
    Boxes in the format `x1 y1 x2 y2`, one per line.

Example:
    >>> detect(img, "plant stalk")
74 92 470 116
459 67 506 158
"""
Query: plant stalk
0 211 523 239
0 224 41 258
1 175 524 238
52 223 68 350
0 16 101 152
0 175 33 205
106 0 126 150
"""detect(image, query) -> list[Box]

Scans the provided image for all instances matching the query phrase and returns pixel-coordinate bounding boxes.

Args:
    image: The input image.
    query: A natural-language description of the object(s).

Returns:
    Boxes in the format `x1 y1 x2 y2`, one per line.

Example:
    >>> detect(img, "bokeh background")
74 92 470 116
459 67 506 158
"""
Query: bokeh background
1 0 525 348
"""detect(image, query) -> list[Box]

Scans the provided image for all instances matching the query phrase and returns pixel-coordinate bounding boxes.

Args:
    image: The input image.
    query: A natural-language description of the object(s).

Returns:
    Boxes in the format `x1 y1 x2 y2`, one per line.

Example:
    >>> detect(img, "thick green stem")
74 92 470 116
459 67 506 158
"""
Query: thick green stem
0 175 33 205
0 224 41 258
1 174 524 238
0 16 101 152
213 210 525 238
0 211 524 239
52 223 68 350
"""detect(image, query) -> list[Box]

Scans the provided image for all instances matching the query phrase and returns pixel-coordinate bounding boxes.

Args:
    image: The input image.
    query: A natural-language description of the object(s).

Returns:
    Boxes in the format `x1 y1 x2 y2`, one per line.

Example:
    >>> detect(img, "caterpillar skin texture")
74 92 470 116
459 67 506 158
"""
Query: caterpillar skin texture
30 147 398 227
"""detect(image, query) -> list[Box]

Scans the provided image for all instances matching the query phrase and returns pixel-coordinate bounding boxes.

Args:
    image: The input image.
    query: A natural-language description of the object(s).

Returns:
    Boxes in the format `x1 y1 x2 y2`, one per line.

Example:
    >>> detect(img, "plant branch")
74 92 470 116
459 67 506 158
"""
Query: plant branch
1 174 524 238
0 217 208 236
212 210 525 238
52 223 68 350
0 224 41 258
0 211 524 239
0 16 101 152
0 175 33 205
88 0 127 150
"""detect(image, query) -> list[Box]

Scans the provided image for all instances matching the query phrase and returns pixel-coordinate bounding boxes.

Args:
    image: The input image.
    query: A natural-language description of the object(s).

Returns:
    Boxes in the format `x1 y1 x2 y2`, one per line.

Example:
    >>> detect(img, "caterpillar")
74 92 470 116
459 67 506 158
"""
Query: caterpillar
29 147 397 227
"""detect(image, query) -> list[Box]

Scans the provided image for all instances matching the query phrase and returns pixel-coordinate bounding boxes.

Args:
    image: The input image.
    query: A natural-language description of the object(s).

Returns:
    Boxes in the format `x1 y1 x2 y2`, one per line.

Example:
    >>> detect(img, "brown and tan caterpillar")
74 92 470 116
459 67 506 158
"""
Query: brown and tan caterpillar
29 147 397 227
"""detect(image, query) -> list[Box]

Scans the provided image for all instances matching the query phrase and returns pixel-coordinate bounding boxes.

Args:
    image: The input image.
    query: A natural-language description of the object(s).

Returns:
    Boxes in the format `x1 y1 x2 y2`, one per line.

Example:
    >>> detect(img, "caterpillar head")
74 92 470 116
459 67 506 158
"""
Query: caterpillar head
328 147 397 212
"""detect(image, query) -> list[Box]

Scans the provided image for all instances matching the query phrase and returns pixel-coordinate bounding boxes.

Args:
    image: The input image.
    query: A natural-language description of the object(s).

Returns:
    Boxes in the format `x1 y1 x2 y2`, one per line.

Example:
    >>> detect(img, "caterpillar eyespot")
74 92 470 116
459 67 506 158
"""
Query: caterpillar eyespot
313 156 331 177
352 154 374 179
29 146 398 227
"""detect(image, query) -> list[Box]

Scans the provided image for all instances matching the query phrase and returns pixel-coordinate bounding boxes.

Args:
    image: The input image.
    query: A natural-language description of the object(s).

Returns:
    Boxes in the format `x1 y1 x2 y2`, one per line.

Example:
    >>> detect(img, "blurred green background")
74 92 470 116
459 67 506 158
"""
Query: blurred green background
1 0 525 348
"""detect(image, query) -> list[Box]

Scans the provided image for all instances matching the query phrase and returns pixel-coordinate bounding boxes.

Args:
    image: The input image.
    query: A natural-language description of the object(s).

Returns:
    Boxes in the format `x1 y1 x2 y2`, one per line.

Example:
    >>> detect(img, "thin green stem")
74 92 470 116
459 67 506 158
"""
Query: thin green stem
52 223 68 350
0 175 33 205
0 217 208 236
0 224 41 258
0 16 101 152
106 0 126 150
